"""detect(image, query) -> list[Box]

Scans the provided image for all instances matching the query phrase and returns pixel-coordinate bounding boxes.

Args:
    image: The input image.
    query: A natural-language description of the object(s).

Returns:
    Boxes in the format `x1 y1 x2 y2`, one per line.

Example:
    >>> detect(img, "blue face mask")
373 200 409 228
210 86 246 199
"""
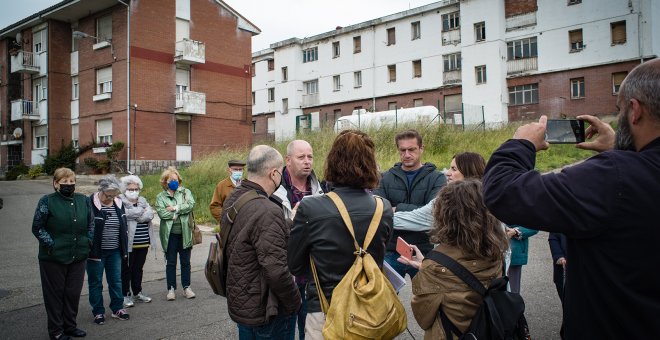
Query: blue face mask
168 180 179 191
231 171 243 181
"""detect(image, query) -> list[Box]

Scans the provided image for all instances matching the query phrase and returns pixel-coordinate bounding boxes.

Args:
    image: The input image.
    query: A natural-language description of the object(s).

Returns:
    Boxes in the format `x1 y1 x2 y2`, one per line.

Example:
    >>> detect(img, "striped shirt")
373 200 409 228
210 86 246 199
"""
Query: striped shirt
101 206 120 250
133 222 150 248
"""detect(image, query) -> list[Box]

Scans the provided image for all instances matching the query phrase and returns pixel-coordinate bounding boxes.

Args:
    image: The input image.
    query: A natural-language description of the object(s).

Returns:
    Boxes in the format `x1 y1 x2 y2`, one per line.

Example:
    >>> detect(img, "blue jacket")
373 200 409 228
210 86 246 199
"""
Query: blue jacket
508 225 538 266
482 137 660 339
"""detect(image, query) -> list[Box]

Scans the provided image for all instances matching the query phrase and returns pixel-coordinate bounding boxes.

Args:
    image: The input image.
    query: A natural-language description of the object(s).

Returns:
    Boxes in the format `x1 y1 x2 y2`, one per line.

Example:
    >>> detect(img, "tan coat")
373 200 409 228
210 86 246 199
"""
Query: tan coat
411 244 501 340
209 177 236 222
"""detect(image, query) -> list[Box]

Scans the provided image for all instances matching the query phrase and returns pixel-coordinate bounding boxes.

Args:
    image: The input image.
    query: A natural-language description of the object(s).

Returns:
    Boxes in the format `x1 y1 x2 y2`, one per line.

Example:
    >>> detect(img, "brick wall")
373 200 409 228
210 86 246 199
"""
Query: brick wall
47 20 73 152
505 0 538 17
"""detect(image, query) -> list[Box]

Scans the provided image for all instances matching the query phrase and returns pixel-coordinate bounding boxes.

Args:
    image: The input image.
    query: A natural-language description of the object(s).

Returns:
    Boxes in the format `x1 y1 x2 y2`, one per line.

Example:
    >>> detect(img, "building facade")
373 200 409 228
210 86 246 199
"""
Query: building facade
0 0 258 174
252 0 659 141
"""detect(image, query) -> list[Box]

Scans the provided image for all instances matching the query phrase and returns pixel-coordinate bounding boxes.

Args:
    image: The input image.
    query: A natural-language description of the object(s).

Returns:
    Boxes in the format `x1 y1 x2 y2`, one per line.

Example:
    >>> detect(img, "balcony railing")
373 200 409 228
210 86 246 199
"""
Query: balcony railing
507 57 538 74
302 93 319 107
175 91 206 115
10 51 40 74
174 39 205 65
442 29 461 45
443 69 462 85
11 100 40 121
506 12 537 31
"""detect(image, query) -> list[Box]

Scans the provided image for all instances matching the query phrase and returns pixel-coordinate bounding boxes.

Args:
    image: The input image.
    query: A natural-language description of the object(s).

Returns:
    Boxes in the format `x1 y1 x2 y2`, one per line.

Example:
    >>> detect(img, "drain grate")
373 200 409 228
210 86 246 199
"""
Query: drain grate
0 289 10 299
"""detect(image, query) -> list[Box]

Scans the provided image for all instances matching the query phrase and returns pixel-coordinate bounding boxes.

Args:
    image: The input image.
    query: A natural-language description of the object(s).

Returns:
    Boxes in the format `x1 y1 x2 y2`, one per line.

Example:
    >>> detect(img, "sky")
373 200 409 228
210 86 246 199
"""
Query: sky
0 0 439 51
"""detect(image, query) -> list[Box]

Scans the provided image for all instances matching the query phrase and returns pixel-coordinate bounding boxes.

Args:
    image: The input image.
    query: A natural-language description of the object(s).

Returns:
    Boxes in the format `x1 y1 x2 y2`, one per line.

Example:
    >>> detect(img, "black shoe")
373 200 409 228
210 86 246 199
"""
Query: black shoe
64 328 87 337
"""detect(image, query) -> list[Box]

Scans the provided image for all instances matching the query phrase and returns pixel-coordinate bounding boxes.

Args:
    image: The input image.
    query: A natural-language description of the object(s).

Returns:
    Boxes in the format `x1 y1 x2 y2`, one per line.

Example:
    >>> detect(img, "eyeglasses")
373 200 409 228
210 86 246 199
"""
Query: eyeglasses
102 192 118 200
125 188 140 192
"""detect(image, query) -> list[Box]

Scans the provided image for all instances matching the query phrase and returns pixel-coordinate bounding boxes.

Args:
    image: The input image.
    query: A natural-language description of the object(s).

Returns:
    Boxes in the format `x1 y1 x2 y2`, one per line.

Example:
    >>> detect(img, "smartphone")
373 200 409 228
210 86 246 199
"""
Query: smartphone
545 119 586 144
396 237 413 260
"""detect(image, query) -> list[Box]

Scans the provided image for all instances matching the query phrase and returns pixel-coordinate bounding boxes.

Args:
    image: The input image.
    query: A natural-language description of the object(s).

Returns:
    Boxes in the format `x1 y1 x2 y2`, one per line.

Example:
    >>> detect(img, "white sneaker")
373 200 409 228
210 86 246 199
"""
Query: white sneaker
135 291 152 303
183 287 196 299
123 296 134 308
167 288 176 301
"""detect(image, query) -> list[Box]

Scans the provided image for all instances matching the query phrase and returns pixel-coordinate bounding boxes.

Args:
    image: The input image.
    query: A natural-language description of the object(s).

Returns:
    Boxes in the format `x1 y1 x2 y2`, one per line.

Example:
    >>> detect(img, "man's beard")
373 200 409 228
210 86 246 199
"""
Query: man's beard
615 110 635 151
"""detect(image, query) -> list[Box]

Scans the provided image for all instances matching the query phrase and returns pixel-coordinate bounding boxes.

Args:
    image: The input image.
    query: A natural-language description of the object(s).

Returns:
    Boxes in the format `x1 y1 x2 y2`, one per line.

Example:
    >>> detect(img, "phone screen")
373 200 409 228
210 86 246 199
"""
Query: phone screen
545 119 585 144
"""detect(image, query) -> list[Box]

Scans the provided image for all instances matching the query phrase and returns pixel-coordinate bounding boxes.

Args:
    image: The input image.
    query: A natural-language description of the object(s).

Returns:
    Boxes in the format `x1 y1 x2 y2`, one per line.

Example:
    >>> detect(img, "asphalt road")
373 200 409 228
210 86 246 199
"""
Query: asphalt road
0 179 562 339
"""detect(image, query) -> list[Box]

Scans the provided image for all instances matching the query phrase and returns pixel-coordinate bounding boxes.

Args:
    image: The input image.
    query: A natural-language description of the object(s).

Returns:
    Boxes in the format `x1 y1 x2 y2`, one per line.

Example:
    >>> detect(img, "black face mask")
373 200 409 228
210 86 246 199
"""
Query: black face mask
59 184 76 197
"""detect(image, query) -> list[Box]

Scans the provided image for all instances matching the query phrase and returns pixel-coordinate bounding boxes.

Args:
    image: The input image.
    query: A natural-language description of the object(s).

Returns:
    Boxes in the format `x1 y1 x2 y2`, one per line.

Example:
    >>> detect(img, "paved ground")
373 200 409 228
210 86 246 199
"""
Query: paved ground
0 179 562 339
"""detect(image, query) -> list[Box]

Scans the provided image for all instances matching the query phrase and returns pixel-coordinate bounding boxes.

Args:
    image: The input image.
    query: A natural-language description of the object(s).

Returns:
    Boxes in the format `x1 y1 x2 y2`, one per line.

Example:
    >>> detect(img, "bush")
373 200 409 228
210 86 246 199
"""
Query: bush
43 142 78 175
28 165 45 179
6 164 29 181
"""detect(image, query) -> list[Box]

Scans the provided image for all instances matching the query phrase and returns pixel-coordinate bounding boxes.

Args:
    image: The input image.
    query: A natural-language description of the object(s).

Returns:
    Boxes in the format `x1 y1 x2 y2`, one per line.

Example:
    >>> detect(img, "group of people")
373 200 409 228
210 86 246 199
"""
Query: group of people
32 166 197 340
32 59 660 340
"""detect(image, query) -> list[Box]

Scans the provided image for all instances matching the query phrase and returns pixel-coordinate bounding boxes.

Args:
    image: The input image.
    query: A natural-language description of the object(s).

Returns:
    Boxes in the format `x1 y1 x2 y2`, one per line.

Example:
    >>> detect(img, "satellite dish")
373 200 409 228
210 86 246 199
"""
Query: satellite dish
13 128 23 139
16 32 22 44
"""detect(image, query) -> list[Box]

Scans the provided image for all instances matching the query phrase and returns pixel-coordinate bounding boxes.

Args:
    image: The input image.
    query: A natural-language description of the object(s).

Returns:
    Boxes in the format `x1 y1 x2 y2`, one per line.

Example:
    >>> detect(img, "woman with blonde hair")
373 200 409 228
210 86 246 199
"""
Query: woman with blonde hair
155 166 196 301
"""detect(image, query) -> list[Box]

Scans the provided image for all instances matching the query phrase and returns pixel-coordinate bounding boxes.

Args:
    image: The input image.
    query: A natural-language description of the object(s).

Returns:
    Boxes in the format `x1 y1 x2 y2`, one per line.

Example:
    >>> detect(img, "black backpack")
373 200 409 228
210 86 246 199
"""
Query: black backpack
426 251 531 340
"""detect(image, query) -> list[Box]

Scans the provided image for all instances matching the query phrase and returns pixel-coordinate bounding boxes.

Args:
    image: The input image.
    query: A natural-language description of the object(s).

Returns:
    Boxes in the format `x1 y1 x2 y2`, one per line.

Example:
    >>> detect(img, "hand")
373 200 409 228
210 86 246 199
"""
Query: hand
576 115 615 153
396 244 424 269
505 227 517 239
513 115 549 151
166 205 176 212
556 257 567 266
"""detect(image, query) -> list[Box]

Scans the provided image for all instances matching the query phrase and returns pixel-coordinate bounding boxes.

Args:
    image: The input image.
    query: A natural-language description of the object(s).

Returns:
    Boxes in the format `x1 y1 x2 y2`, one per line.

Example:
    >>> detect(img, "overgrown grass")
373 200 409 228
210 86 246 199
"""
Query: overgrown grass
140 122 597 225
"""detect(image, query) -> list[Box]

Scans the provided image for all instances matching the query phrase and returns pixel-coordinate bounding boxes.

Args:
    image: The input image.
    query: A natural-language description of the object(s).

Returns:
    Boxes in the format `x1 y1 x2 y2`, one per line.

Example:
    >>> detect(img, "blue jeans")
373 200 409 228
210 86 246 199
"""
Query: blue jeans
384 251 419 279
166 233 191 290
237 314 296 340
87 249 123 315
296 283 307 340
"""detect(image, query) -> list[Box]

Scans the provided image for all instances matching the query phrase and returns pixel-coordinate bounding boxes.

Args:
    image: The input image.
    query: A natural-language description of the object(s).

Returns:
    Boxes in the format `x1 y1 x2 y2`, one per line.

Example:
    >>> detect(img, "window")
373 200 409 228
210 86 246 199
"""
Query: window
387 28 396 45
34 125 47 149
569 29 584 52
568 0 582 5
413 60 422 78
176 119 190 145
443 53 461 71
611 21 626 45
96 67 112 94
267 59 274 71
353 36 361 53
333 75 341 91
72 76 79 100
475 22 486 42
388 65 397 82
251 63 255 77
304 80 318 94
411 21 421 40
251 91 255 104
332 41 340 58
354 71 362 88
72 124 79 148
475 65 487 84
33 29 45 53
96 119 112 144
571 78 585 99
96 15 112 43
388 102 397 110
413 98 423 107
507 37 538 60
508 84 539 105
34 78 46 102
268 88 275 102
252 121 256 133
282 98 288 114
612 72 627 94
442 12 460 32
303 47 318 63
281 67 288 82
175 68 189 94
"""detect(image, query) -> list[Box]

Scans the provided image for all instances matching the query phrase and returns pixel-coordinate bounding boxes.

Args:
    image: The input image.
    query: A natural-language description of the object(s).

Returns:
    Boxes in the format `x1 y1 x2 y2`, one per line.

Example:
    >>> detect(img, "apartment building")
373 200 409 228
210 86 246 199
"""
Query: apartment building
0 0 258 174
252 0 659 141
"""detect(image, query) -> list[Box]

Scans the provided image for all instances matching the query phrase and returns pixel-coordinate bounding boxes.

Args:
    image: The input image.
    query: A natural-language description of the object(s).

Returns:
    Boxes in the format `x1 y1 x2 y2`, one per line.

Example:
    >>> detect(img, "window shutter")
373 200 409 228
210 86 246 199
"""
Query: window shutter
176 68 190 87
97 15 112 41
176 18 190 41
97 119 112 137
569 30 582 43
444 94 462 112
611 22 626 43
612 72 626 86
72 124 79 141
97 67 112 84
35 125 47 137
176 120 190 145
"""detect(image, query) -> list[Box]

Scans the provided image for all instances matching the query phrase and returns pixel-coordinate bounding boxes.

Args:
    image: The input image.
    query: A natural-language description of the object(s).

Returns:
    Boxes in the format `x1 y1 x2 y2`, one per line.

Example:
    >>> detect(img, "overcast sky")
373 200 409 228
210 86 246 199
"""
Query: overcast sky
0 0 439 51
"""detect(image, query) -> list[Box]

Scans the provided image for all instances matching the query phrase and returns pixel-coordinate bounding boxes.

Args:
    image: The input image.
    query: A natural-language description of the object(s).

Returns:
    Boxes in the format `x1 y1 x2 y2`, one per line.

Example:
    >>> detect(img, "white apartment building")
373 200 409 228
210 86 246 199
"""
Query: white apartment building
252 0 659 141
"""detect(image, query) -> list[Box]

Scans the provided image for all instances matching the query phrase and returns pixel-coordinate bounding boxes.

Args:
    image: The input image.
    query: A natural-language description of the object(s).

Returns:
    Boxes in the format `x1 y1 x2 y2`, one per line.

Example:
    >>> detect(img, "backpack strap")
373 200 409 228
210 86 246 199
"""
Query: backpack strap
426 251 487 296
220 190 262 248
439 308 463 340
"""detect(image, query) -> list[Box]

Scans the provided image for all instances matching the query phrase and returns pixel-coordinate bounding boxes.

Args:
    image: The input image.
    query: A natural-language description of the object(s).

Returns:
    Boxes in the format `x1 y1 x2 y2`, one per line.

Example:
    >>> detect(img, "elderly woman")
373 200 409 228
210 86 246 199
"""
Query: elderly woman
120 175 156 308
32 168 93 340
288 130 394 338
156 166 196 301
87 175 130 324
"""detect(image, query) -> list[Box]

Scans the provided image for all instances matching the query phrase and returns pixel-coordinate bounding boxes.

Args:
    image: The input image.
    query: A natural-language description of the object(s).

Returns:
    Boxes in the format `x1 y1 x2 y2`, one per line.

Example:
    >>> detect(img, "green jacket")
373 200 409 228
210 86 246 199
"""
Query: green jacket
156 187 195 250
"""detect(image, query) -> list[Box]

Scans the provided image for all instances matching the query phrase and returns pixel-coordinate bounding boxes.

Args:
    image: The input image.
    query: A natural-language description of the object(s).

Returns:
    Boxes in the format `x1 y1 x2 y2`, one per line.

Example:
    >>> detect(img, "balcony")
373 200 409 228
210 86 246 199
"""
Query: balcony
174 39 205 65
10 51 40 74
11 100 40 121
441 29 461 45
443 70 462 85
507 57 538 75
175 91 206 115
506 12 537 31
302 93 319 107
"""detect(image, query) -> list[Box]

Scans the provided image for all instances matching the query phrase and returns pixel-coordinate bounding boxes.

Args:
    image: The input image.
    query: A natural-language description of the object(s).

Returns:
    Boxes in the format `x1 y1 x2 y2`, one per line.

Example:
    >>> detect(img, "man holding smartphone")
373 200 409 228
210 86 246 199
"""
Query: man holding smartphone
482 59 660 338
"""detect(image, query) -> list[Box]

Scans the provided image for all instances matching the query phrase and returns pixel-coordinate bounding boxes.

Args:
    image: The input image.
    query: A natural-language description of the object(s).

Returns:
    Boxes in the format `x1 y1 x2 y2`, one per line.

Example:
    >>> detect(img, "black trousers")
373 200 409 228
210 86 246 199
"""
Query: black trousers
121 247 149 296
39 260 86 338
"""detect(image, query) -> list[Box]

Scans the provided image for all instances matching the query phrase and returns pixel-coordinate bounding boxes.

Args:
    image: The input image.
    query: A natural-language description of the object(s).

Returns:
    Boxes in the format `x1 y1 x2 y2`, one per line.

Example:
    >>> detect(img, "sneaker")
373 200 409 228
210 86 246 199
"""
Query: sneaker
123 296 134 308
111 309 130 321
93 314 105 325
135 291 152 303
167 288 176 301
183 287 196 299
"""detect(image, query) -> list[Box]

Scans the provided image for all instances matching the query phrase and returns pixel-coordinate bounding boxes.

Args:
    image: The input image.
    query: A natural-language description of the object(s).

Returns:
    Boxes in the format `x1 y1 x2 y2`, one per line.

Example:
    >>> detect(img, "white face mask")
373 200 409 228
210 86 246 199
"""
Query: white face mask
125 190 140 200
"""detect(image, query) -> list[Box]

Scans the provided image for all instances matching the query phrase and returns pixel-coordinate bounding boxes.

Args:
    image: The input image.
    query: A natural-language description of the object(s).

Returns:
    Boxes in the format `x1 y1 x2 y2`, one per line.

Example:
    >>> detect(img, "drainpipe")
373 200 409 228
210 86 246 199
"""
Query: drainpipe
117 0 131 173
372 25 376 111
637 1 643 64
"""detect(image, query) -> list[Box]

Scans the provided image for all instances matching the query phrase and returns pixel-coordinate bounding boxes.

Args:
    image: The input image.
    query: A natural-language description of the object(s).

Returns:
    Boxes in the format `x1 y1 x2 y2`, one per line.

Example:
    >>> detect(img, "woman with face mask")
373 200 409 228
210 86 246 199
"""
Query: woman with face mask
119 175 157 308
31 168 93 340
155 166 196 301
